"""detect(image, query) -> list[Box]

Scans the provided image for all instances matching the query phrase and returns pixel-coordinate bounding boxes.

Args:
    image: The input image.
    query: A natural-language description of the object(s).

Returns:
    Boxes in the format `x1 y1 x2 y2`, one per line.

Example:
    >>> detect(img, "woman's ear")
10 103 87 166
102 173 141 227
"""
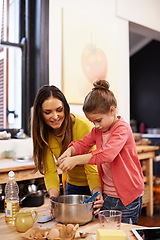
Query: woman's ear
110 106 116 115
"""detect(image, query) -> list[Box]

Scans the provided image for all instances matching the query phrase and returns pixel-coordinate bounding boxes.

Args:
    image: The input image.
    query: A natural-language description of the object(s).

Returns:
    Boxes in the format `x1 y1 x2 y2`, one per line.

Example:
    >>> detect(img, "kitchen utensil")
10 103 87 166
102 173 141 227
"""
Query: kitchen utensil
27 183 37 193
13 157 33 162
4 150 15 158
51 195 94 225
37 216 53 223
52 152 58 164
98 210 122 229
20 190 46 207
20 180 47 207
79 231 96 238
82 191 100 204
15 210 38 232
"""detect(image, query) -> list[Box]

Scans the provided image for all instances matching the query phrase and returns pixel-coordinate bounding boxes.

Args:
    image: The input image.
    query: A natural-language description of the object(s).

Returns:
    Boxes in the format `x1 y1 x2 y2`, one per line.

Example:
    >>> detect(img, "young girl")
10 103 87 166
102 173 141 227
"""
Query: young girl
58 79 144 225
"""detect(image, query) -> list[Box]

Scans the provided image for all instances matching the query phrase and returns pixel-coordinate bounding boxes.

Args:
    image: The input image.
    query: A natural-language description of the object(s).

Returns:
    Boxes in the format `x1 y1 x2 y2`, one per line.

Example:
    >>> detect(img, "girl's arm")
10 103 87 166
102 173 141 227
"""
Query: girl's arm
58 145 76 161
58 153 92 172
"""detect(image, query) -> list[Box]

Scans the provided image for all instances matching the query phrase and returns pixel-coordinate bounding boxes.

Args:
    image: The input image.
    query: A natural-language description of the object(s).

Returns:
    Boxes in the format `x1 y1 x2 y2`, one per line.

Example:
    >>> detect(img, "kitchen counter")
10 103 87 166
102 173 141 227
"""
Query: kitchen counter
136 145 159 153
0 158 43 184
0 197 144 240
0 158 62 184
0 145 158 216
136 145 159 217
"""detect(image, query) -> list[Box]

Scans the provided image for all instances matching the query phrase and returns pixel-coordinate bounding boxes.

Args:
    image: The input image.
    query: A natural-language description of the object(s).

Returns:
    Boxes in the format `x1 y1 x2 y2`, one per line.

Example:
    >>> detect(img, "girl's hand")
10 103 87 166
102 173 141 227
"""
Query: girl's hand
58 146 75 162
58 156 77 172
93 194 104 215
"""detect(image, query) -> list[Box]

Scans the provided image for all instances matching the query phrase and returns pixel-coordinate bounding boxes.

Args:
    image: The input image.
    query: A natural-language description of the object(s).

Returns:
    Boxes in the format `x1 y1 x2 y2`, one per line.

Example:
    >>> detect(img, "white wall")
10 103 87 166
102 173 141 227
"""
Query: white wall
116 0 160 33
0 138 33 159
49 0 130 122
49 0 160 123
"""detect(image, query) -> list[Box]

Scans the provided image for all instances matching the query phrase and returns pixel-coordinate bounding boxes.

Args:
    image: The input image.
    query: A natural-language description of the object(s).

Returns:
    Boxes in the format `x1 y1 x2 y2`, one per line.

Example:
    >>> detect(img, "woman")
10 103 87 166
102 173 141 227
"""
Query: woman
32 85 103 214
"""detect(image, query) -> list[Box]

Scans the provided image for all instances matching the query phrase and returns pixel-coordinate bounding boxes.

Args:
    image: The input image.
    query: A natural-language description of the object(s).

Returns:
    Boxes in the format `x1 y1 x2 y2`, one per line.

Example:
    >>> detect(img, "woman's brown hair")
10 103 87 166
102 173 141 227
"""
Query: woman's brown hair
32 85 72 174
83 79 117 114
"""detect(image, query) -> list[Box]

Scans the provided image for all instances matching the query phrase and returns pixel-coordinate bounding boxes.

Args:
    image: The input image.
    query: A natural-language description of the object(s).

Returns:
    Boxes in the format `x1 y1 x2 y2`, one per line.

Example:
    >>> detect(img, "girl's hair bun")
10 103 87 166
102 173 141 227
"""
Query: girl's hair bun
93 79 110 91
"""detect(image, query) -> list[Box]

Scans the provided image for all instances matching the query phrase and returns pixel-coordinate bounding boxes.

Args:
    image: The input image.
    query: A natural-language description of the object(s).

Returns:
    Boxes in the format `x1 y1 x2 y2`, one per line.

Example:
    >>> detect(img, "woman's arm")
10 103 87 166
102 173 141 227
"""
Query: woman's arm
44 147 60 196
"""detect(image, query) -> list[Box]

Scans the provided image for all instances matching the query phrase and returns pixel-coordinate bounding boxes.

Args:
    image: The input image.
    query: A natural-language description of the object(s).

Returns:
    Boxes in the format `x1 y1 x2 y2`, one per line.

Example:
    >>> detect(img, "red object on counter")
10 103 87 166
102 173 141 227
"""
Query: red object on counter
140 123 146 133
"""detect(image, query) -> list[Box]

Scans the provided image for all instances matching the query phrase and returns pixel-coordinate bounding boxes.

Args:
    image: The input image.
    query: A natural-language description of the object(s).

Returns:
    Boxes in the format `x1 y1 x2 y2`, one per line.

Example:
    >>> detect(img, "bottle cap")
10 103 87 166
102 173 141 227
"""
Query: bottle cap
8 171 15 180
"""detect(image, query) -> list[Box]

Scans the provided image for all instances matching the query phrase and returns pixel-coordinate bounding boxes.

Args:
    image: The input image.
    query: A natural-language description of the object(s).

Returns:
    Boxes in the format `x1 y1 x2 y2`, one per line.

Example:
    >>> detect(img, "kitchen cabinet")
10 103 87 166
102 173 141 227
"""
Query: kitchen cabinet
142 134 160 177
137 145 159 217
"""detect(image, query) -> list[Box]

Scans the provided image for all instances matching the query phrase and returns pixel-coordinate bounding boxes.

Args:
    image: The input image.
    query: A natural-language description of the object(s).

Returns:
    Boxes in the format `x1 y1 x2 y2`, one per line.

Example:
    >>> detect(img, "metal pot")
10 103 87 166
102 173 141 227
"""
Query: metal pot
51 195 94 225
20 190 45 207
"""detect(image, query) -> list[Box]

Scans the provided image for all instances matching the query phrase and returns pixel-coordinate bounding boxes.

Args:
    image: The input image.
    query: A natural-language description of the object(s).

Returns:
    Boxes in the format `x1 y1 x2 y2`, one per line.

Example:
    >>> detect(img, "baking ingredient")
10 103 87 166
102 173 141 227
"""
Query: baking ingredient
48 228 60 239
22 224 79 240
66 224 74 234
96 229 127 240
4 171 19 226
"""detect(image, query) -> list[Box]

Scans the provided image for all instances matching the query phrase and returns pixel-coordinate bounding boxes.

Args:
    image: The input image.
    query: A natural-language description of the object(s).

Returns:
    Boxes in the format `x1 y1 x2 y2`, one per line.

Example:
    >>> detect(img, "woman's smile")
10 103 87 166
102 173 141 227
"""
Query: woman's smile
42 97 65 130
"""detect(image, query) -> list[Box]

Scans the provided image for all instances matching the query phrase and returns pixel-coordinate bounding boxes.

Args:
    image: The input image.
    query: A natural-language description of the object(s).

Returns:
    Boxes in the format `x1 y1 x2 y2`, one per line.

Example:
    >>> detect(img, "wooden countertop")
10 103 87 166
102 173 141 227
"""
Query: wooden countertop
0 145 158 173
136 145 159 153
0 145 158 184
0 158 62 174
0 197 145 240
0 158 62 184
0 158 35 173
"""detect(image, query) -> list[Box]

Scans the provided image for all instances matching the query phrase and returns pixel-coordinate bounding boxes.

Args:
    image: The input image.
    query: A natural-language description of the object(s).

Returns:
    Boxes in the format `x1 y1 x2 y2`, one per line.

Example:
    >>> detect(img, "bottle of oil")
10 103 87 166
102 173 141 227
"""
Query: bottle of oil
4 171 19 226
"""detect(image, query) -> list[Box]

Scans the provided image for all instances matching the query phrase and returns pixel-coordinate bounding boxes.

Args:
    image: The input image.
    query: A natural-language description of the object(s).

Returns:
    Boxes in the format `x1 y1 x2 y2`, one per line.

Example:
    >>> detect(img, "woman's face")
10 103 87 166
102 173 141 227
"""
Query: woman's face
42 96 65 132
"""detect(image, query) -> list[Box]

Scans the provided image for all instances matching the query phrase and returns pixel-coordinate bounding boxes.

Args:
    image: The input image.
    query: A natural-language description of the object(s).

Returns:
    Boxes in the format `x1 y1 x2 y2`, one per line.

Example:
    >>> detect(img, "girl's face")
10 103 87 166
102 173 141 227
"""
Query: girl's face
42 97 65 132
85 107 117 133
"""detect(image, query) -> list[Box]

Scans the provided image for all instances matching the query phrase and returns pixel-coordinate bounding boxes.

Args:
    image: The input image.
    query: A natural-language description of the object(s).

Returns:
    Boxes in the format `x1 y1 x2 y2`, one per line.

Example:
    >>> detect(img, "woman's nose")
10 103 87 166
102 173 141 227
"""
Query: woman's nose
51 112 58 119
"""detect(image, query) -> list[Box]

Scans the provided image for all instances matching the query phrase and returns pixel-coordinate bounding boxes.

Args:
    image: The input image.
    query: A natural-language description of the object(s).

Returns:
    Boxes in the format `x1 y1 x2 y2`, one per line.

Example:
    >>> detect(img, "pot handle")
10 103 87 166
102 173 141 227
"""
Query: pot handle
20 192 31 204
31 210 38 223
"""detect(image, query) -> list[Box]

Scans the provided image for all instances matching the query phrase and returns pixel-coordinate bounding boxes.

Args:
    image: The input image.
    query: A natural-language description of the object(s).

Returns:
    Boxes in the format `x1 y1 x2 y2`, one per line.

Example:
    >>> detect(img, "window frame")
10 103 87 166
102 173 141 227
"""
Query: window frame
1 0 49 136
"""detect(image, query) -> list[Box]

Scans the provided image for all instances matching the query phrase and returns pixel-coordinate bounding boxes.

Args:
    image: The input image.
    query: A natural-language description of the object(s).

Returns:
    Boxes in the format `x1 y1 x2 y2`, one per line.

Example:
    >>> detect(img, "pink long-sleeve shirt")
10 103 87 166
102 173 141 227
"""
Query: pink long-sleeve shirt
70 116 144 206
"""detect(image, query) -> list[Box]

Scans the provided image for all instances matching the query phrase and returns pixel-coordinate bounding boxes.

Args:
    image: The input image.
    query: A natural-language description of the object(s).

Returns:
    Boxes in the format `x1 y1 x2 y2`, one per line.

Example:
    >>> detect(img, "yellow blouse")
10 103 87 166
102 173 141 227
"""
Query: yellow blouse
44 114 101 193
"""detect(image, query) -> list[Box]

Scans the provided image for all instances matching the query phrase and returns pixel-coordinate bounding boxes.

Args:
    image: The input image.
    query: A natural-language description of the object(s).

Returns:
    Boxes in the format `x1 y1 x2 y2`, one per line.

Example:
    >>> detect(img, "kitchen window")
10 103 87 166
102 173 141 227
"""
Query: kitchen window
0 0 22 129
0 0 49 135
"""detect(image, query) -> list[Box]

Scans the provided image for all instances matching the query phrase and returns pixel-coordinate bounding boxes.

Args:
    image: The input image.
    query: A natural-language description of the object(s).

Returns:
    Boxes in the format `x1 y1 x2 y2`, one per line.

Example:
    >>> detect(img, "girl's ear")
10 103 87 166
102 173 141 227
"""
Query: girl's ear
110 106 116 115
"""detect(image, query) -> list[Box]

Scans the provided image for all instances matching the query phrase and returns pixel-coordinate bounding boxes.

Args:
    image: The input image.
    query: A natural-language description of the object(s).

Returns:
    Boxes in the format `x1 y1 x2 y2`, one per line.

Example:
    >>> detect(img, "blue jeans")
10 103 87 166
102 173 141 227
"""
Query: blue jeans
101 193 142 225
65 183 91 195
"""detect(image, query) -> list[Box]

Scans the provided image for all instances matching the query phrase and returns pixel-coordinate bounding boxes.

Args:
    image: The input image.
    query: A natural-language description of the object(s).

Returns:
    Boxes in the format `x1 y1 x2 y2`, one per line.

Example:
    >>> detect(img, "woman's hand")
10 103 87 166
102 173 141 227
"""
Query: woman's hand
93 194 104 215
49 188 59 219
48 188 59 198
